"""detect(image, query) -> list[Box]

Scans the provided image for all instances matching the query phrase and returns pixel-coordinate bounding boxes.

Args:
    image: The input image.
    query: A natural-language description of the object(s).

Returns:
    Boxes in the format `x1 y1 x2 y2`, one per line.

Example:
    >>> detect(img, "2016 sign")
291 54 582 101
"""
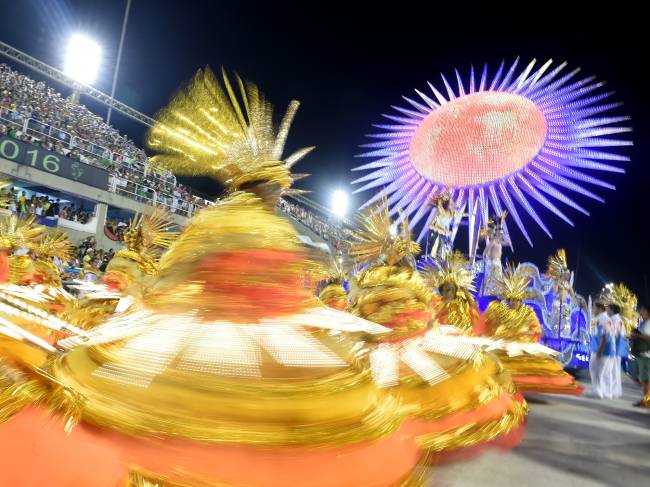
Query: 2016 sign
0 135 109 190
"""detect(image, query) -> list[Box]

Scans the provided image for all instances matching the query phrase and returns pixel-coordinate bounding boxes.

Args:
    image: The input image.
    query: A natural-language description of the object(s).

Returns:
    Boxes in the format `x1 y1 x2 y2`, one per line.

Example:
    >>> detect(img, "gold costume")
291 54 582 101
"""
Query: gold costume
62 210 180 331
348 203 526 455
104 209 177 294
0 68 427 487
482 265 583 395
425 251 485 335
318 257 349 311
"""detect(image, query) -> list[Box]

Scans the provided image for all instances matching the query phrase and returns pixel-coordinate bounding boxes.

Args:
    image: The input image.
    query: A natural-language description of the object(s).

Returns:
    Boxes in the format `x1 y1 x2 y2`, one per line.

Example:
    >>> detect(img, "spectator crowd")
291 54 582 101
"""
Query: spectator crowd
278 198 351 251
0 63 206 216
1 64 351 251
1 186 93 224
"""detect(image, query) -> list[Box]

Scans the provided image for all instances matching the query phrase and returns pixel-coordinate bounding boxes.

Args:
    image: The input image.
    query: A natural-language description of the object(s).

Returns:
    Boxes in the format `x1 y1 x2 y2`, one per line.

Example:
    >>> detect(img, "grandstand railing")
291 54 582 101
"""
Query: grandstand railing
2 61 354 250
1 110 201 217
1 109 175 187
2 120 346 246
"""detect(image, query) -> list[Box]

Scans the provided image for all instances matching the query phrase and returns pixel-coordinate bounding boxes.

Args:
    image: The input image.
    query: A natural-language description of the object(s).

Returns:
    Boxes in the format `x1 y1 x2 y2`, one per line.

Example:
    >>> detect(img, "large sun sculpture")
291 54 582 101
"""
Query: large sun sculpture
352 58 632 251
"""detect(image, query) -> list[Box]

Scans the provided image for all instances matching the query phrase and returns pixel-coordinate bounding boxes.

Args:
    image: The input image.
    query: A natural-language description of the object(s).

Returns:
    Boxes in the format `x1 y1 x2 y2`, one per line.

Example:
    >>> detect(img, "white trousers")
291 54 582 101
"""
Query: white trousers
590 354 622 399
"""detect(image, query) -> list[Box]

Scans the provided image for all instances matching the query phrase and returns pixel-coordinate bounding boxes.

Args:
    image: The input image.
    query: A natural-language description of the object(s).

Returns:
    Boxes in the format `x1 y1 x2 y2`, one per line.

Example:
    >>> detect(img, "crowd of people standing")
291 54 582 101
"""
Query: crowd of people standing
590 300 650 408
278 198 350 251
1 186 93 224
1 63 205 215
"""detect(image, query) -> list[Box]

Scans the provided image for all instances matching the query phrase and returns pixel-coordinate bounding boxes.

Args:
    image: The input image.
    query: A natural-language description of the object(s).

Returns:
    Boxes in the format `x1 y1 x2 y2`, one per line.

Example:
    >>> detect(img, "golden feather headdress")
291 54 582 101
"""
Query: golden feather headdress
146 66 314 194
349 198 420 267
114 209 178 275
31 230 75 284
323 255 346 285
496 263 533 301
429 189 453 208
422 251 476 293
0 214 45 252
33 230 74 262
480 211 508 240
599 283 639 330
545 249 570 281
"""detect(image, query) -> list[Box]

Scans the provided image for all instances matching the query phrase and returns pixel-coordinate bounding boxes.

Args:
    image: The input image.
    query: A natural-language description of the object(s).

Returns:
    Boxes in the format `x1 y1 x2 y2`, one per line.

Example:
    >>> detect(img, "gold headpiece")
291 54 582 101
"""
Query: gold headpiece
545 249 569 281
0 214 45 252
33 231 74 262
147 66 314 194
480 211 508 240
429 189 453 207
349 197 420 267
422 251 476 294
27 231 74 285
323 255 346 285
114 209 178 275
496 263 533 301
599 283 639 331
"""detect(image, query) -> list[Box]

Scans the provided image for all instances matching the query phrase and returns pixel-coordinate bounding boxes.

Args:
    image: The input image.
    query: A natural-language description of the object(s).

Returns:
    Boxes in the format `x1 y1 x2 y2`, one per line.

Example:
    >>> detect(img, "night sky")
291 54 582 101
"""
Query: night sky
2 1 648 300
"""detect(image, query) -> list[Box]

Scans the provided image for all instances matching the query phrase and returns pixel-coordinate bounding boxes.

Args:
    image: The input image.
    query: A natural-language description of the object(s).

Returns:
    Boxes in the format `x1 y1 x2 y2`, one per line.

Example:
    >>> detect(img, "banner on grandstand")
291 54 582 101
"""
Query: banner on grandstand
37 216 59 228
0 136 109 190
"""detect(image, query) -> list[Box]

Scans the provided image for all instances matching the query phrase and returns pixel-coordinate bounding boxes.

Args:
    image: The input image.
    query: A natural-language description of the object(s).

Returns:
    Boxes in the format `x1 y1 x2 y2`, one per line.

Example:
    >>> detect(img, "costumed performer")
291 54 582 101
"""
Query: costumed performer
482 264 583 395
347 201 526 457
0 67 426 487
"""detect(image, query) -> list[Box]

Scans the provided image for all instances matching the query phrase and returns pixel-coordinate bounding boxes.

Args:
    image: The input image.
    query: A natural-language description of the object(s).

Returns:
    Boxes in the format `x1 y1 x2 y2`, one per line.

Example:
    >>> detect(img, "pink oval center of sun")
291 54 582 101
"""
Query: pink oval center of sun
409 92 547 187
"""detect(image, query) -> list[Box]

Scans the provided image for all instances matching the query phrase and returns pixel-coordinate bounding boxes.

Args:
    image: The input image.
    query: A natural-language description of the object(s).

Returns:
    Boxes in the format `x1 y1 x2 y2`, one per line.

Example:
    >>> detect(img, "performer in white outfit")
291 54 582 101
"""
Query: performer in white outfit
480 212 510 296
590 302 613 398
428 191 455 261
607 304 626 399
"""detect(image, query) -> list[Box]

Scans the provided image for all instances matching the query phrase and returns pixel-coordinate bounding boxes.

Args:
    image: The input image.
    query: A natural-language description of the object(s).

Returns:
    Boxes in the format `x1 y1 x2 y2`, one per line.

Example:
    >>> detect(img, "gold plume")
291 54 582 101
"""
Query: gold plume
113 209 178 275
599 283 639 332
422 251 476 293
496 264 534 301
122 209 177 254
25 230 74 285
545 249 569 282
146 66 314 192
349 197 420 267
34 231 74 262
0 214 45 252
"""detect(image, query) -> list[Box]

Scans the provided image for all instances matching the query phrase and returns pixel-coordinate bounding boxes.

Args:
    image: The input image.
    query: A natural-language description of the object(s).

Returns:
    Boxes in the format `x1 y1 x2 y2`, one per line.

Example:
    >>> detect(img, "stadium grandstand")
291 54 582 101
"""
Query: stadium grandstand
0 61 351 253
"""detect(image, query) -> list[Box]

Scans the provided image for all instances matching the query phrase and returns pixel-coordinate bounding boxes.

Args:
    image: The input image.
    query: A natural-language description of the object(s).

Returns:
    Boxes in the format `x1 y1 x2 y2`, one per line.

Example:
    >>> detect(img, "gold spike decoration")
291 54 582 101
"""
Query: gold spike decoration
545 249 569 282
495 264 534 301
114 209 178 275
146 66 314 194
349 196 420 267
598 283 639 333
0 214 45 252
422 251 476 294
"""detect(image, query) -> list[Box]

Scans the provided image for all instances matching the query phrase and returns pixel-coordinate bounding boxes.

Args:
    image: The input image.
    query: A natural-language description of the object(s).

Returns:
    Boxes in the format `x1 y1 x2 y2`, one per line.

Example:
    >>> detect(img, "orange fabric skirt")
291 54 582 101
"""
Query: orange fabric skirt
0 406 422 487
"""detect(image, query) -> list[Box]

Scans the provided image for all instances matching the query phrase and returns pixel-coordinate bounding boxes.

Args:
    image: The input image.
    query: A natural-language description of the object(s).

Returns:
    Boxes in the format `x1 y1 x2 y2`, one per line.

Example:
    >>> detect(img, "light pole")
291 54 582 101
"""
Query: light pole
106 0 132 125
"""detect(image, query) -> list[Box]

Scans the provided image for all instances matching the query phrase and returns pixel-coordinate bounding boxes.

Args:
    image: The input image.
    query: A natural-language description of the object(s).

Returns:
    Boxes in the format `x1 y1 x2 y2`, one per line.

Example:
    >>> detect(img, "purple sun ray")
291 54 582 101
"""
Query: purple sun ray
352 58 633 251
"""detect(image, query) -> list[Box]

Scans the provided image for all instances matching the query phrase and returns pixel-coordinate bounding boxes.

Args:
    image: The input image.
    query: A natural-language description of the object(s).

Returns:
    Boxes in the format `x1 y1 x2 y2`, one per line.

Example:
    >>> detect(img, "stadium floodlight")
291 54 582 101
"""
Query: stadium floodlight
331 189 349 218
64 33 101 85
